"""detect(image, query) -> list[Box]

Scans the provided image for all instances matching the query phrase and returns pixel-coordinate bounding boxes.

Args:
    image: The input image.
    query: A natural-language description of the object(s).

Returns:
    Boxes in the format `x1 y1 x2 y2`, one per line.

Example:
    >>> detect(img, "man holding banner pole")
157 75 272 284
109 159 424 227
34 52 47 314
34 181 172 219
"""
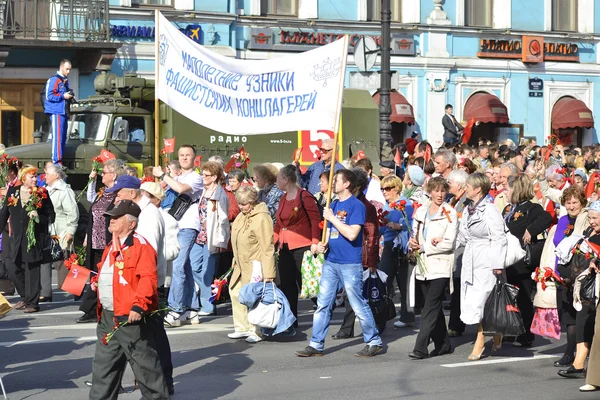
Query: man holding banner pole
294 138 344 195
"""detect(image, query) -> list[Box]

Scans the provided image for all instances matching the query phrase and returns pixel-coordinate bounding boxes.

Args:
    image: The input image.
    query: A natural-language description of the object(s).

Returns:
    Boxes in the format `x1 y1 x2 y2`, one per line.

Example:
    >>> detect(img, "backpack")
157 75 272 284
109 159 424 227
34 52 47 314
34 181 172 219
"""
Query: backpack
40 74 64 110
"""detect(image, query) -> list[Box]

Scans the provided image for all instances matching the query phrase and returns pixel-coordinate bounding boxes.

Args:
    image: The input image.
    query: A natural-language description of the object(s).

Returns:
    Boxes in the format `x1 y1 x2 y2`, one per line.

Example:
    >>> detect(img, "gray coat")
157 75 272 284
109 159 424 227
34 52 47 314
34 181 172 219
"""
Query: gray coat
48 179 79 243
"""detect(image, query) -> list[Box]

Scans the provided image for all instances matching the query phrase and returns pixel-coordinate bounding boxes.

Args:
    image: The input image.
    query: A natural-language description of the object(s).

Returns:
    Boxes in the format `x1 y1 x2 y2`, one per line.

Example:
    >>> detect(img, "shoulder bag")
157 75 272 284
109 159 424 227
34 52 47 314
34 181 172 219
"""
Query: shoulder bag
42 225 64 264
168 193 196 221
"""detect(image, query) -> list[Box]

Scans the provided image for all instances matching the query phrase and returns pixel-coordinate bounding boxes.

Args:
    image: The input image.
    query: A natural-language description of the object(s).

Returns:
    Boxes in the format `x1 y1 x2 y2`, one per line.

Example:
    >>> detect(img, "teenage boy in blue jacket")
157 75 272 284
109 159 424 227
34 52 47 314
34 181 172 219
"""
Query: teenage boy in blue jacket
44 59 73 165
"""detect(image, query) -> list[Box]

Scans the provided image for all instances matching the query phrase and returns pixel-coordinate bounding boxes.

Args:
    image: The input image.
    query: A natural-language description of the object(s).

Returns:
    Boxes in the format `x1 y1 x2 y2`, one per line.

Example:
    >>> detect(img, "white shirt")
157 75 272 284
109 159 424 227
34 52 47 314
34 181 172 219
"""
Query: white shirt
136 195 166 287
176 170 204 230
98 254 114 311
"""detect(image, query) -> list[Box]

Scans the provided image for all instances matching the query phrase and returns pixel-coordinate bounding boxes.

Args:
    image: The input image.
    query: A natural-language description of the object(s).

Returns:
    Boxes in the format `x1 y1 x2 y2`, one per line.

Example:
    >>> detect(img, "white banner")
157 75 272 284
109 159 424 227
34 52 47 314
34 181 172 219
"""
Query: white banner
156 12 348 135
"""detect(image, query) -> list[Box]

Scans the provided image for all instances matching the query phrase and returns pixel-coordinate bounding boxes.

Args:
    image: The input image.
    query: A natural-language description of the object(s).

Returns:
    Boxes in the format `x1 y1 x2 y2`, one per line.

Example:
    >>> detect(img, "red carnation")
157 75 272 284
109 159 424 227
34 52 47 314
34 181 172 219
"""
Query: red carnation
318 220 325 230
101 333 108 346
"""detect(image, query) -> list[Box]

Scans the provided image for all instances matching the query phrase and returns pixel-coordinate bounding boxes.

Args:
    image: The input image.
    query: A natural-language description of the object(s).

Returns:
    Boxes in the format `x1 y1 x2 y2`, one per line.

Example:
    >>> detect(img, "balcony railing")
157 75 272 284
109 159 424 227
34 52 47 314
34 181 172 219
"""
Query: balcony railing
0 0 109 42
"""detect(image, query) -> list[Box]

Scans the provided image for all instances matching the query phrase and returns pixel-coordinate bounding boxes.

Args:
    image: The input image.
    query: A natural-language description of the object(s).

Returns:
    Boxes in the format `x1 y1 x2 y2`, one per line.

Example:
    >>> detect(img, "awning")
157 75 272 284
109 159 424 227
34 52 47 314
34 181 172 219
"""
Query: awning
463 92 509 124
552 96 594 130
372 90 415 125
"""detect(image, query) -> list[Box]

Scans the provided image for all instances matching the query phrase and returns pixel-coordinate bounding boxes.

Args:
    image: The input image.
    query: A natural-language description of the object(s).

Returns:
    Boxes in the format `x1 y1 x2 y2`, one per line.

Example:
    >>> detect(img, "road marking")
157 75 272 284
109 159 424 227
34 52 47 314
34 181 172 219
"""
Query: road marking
440 354 561 368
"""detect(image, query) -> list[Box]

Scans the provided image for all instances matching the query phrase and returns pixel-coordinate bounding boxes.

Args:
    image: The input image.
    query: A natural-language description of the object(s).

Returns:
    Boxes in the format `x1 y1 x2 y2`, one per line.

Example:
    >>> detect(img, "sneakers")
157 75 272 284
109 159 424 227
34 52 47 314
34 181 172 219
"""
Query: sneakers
580 384 600 392
295 346 324 357
188 311 200 325
246 335 263 343
394 320 413 328
198 310 216 316
228 331 252 339
355 345 383 358
164 311 189 328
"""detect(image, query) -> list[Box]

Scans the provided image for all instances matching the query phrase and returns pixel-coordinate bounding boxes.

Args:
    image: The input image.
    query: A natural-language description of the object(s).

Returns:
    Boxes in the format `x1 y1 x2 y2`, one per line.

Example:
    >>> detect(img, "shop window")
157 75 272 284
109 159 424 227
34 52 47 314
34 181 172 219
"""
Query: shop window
132 0 172 6
465 0 493 27
261 0 298 15
552 0 578 31
367 0 401 21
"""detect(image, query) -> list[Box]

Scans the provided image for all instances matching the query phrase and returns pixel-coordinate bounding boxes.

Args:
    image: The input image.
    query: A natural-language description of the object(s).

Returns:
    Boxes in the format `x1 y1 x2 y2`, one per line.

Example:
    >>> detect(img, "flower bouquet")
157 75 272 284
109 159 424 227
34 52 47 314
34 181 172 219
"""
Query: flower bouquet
224 146 250 173
209 267 234 303
77 150 116 202
25 186 48 251
64 246 87 270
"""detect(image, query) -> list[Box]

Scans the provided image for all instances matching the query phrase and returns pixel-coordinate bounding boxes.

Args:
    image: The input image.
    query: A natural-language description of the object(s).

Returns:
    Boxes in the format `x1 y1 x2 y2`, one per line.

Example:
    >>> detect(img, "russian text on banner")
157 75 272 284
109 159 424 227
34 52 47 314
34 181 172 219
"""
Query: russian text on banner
156 12 348 136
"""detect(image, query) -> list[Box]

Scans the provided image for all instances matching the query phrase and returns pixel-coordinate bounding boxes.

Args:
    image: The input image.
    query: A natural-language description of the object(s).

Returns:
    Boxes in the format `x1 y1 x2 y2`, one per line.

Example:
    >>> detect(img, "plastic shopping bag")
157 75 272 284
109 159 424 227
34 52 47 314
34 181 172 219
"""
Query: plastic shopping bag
482 279 526 337
299 251 324 299
251 260 263 283
530 308 561 340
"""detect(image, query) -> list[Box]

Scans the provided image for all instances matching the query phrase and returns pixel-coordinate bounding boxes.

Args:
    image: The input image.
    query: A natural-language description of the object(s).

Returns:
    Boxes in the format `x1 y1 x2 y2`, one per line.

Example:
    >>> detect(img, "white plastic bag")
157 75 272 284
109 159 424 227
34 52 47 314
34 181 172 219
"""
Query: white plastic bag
251 260 263 283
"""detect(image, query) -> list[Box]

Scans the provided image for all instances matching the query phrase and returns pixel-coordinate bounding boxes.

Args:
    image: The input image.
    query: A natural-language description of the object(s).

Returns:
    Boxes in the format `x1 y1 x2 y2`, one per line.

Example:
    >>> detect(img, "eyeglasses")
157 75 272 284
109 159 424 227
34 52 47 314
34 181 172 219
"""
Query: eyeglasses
202 173 213 178
101 170 113 176
381 187 395 192
319 148 333 153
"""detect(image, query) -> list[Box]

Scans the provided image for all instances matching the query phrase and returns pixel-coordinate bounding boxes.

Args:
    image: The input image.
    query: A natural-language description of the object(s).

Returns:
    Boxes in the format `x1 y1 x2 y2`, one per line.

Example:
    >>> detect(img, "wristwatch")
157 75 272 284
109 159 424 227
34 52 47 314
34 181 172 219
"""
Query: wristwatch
159 173 166 181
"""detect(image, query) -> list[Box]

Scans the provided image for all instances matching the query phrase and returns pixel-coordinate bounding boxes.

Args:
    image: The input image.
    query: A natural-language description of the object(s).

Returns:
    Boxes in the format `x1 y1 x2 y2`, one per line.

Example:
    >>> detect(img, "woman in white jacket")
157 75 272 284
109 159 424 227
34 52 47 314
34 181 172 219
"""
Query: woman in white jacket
190 161 230 316
408 177 458 359
457 172 508 361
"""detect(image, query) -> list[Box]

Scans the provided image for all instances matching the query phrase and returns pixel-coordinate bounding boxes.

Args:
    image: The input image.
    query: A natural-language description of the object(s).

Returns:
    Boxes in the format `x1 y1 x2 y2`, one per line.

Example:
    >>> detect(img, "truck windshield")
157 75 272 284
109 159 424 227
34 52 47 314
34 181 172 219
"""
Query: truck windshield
68 113 109 142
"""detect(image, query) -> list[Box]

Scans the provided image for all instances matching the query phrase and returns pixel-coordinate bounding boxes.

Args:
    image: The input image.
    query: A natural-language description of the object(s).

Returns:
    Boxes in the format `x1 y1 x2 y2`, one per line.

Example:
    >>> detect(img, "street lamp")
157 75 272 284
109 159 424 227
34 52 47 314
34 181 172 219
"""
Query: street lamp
379 0 393 161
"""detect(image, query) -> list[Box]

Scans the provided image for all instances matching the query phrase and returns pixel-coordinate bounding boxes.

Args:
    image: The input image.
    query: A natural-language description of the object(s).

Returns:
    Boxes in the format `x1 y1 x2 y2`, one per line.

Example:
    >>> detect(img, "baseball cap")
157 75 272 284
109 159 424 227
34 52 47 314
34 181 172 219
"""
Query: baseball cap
104 200 141 219
140 182 166 201
105 175 141 193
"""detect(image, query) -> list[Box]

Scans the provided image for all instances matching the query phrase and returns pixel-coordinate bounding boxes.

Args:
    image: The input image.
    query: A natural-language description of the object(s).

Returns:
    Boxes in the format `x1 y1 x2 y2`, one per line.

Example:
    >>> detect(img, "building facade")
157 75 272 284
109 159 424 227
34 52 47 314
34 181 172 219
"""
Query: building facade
1 0 599 151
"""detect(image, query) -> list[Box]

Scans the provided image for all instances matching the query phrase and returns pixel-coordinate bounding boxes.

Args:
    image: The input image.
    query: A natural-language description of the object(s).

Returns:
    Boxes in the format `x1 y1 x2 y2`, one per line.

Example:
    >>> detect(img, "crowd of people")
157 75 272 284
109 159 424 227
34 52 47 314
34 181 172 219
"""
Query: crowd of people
4 136 600 397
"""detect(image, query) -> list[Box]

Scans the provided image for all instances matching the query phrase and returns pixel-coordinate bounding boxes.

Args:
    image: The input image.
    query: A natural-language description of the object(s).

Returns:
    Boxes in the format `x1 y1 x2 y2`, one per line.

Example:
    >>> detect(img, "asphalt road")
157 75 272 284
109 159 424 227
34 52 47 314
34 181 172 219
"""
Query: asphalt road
0 285 596 400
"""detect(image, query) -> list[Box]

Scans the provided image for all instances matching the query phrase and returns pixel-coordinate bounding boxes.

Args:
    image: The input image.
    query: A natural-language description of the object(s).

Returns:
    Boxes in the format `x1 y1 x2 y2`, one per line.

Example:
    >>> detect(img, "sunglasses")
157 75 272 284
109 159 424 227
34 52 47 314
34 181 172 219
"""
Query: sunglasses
319 148 333 153
381 187 395 192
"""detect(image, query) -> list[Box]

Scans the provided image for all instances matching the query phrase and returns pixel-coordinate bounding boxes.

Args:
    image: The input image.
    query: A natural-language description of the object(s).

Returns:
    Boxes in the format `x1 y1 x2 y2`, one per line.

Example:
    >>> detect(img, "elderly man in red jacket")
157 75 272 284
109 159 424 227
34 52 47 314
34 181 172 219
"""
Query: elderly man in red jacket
331 168 381 339
89 200 169 400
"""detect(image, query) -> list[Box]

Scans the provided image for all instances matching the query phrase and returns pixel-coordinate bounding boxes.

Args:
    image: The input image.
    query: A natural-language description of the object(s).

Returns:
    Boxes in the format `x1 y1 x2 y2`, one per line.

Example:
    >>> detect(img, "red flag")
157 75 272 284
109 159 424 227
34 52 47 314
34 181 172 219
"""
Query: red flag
163 138 176 154
585 172 600 198
194 155 203 167
586 239 600 259
98 149 116 163
424 146 432 164
461 118 476 144
61 265 91 296
356 150 366 161
543 145 553 162
394 148 402 165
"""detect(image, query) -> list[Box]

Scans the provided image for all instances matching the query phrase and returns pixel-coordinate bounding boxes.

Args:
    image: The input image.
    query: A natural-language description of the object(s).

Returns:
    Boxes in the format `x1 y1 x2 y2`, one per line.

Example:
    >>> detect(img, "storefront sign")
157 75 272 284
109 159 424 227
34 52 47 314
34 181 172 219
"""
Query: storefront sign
529 78 543 91
248 28 274 50
477 37 579 62
392 37 415 56
111 24 203 43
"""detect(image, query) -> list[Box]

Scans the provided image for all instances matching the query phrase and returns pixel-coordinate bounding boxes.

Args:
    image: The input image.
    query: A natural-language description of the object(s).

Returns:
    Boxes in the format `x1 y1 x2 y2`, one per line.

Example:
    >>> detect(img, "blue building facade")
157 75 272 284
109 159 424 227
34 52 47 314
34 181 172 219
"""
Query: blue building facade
3 0 597 150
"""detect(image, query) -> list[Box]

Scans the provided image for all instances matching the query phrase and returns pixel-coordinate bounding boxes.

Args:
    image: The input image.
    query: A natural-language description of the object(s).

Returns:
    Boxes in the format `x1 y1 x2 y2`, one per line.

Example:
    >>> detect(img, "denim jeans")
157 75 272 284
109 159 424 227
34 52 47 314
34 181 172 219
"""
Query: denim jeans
167 229 198 313
189 243 220 314
309 261 382 351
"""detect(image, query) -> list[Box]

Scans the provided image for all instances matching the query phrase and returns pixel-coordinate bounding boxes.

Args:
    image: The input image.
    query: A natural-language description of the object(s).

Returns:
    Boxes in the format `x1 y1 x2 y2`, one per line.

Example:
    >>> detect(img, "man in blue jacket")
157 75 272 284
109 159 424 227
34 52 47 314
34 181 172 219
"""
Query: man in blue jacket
44 59 74 165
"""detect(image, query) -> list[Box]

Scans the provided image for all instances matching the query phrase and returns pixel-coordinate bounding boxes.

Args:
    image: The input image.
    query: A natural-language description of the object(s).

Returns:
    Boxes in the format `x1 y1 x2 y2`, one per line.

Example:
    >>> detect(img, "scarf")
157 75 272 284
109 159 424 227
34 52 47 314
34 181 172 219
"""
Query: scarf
467 197 485 216
553 215 578 270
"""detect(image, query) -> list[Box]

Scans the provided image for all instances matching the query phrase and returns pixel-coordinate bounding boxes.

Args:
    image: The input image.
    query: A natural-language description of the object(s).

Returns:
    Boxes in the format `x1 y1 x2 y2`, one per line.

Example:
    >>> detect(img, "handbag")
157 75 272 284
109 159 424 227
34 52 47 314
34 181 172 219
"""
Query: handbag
42 226 64 264
168 193 196 221
504 231 526 268
530 308 561 340
523 244 532 267
299 251 324 299
0 293 12 319
580 273 596 302
364 271 397 325
248 281 282 329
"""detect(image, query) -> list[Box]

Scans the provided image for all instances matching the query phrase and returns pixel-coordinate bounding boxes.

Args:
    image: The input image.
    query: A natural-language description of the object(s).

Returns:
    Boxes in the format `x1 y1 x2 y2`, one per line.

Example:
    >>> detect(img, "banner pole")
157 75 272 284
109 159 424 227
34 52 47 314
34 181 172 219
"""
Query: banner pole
154 10 160 166
322 35 349 244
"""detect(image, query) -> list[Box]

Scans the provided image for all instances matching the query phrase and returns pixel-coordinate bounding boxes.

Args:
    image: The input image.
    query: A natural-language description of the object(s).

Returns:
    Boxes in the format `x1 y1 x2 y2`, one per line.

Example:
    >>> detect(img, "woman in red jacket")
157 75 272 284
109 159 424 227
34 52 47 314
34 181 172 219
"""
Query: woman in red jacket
274 164 322 334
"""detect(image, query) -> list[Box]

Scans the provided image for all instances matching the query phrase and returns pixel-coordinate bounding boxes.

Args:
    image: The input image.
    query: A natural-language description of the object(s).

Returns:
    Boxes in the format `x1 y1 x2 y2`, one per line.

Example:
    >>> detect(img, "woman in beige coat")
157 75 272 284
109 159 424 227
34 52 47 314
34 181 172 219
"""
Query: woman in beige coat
408 177 458 359
228 186 276 343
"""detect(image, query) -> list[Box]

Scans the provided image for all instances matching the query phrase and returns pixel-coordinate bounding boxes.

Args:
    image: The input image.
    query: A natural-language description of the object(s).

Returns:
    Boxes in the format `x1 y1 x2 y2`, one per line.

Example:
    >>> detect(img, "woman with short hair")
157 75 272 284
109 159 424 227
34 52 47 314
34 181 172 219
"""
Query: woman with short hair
456 172 507 361
229 186 276 343
254 164 284 224
408 177 458 359
501 174 552 348
40 163 79 302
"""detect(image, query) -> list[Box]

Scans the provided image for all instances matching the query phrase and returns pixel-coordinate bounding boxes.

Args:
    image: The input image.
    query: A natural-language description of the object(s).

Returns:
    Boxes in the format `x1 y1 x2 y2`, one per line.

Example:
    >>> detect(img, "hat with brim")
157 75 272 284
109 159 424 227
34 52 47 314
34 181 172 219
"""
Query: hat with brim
104 199 141 219
379 160 395 169
140 182 165 201
105 175 141 193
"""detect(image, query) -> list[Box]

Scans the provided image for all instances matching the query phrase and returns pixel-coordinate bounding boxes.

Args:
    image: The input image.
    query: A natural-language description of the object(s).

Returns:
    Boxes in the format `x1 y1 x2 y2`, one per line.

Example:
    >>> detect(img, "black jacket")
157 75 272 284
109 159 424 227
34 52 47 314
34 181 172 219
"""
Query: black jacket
442 114 463 139
503 200 552 274
0 185 55 263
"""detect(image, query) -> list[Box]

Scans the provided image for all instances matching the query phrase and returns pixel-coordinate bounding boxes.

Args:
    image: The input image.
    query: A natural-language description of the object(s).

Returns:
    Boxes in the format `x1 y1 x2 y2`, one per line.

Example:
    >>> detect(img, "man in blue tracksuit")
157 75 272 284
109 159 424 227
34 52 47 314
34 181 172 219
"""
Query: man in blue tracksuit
44 59 73 165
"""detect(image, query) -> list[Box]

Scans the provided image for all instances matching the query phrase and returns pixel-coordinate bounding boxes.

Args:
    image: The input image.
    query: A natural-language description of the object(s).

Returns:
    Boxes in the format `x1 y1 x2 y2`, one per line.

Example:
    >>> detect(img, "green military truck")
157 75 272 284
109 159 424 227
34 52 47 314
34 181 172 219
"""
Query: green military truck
7 72 380 190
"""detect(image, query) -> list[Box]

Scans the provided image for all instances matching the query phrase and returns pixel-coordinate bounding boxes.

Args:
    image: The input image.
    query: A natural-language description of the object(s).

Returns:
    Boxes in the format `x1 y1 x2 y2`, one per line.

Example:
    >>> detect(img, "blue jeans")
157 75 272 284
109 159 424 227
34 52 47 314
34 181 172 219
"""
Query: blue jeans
167 229 198 313
189 243 220 314
310 261 382 351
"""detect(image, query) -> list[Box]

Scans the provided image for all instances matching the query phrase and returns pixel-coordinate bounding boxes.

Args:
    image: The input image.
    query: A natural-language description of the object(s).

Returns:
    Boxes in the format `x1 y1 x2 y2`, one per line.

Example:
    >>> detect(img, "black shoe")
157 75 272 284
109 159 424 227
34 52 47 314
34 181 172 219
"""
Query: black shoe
76 313 97 324
448 329 463 338
554 354 575 367
430 343 453 357
558 365 587 379
331 332 353 340
356 345 383 358
295 346 324 357
408 350 429 360
39 296 52 303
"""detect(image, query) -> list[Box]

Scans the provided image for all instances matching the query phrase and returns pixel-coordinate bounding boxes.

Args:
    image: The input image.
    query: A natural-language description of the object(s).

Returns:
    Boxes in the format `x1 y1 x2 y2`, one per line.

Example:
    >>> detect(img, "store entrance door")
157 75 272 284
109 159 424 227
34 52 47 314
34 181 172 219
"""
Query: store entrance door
0 81 50 147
